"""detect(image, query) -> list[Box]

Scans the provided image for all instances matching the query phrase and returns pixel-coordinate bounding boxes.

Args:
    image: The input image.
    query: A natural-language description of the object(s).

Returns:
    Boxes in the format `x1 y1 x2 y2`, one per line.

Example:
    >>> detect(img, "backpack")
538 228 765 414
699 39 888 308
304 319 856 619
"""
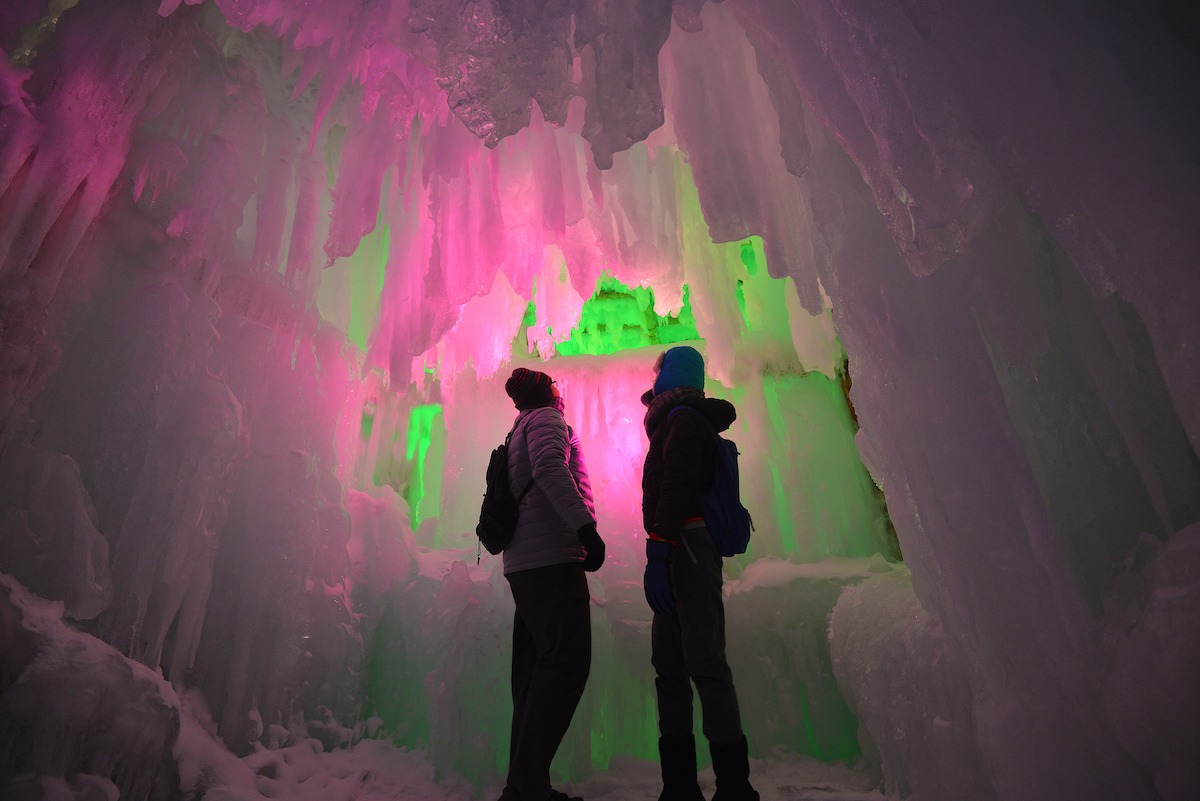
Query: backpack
669 406 753 556
476 420 534 557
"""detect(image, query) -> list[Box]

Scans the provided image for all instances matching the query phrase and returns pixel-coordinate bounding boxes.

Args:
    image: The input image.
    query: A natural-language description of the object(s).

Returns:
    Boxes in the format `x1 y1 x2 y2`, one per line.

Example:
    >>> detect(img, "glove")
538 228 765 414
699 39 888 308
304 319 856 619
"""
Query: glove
579 523 606 572
643 539 674 615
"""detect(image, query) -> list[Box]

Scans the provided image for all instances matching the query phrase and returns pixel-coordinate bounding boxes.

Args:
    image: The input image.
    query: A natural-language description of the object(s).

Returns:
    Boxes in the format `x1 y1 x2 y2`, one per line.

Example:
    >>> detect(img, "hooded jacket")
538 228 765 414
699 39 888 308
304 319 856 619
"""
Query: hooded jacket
642 386 737 540
502 405 596 575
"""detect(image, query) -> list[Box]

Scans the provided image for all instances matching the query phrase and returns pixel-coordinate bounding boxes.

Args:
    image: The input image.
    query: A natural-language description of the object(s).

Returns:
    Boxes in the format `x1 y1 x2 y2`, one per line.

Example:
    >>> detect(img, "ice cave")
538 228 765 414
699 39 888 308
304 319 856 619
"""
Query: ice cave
1 0 1198 799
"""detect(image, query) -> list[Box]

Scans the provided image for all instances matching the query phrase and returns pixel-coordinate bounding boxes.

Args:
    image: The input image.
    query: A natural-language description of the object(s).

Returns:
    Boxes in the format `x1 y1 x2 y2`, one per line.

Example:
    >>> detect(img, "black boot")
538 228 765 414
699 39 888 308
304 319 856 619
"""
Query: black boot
709 736 759 801
657 735 705 801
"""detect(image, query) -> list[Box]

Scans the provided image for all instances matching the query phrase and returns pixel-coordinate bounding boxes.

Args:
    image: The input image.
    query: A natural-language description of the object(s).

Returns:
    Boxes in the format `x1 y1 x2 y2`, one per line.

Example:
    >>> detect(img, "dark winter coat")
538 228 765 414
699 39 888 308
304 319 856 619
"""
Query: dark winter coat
641 386 737 541
503 404 596 575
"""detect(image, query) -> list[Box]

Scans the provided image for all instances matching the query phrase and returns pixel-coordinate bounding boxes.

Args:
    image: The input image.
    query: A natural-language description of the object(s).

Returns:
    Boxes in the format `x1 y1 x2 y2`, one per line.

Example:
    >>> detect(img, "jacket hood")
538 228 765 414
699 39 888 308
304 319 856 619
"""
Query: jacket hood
643 386 736 435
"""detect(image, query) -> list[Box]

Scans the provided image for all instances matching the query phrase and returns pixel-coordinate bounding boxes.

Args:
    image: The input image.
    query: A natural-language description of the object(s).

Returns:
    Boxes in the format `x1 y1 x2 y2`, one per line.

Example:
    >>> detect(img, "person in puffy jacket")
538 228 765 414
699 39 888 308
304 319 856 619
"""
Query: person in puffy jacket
498 367 605 801
640 347 758 801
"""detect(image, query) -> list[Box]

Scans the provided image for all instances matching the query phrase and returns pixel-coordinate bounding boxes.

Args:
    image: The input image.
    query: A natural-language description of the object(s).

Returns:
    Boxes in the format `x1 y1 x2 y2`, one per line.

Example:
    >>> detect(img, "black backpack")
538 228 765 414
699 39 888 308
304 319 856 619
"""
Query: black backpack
476 419 534 557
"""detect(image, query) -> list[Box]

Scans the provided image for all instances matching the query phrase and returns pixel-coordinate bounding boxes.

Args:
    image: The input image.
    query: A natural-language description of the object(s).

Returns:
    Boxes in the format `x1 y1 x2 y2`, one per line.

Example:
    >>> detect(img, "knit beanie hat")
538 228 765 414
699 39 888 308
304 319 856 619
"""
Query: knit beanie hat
652 346 705 396
505 367 559 410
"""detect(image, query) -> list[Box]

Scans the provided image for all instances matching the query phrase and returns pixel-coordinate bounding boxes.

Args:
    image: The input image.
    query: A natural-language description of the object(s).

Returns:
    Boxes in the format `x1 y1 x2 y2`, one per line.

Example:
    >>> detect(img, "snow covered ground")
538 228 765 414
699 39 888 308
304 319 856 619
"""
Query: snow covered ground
180 737 886 801
5 740 886 801
0 570 884 801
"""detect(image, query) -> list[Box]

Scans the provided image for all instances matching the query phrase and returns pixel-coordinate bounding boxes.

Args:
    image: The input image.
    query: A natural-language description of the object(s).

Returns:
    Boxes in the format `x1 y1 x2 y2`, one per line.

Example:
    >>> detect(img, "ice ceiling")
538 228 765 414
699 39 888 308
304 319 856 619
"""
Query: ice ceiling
1 1 1199 800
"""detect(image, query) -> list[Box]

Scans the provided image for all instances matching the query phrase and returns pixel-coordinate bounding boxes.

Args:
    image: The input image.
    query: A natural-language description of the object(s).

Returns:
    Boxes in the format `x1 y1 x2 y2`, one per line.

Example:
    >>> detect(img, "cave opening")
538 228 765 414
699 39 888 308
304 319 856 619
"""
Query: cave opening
1 1 1198 800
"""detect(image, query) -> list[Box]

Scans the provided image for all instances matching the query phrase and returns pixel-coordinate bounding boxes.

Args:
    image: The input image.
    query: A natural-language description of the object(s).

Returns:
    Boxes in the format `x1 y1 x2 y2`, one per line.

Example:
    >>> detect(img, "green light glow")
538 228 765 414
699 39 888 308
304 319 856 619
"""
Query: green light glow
735 279 749 330
553 274 700 357
402 404 443 529
363 576 514 789
759 372 898 561
348 222 389 352
730 236 792 337
561 622 662 774
355 154 892 787
314 173 390 351
739 238 760 276
325 125 345 187
767 461 798 554
364 601 430 747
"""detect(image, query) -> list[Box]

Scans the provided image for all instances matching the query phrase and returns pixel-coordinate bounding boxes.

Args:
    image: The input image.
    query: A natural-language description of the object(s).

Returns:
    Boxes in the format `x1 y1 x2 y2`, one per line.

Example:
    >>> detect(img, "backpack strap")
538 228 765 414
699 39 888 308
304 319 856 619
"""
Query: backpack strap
508 416 536 502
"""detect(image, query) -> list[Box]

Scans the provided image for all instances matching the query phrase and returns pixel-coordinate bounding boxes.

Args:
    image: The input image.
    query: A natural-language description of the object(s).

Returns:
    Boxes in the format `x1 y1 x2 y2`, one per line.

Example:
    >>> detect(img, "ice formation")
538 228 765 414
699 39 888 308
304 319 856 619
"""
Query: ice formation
1 1 1198 800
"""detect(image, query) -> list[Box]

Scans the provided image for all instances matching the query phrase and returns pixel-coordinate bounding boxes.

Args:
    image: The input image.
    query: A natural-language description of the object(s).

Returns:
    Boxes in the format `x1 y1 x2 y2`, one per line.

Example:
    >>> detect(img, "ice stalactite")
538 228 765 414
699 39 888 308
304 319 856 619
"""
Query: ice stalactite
0 3 181 440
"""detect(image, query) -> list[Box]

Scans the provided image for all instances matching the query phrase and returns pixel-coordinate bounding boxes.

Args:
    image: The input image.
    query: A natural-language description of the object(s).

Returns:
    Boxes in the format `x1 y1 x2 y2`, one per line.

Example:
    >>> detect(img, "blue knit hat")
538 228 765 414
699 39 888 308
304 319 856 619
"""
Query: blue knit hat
652 346 705 396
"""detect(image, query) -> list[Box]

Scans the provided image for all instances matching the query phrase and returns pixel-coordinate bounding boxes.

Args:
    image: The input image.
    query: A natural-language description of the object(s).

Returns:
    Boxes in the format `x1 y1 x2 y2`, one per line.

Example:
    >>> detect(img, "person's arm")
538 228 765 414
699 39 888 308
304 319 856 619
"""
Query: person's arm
567 425 596 518
526 409 595 531
568 424 605 571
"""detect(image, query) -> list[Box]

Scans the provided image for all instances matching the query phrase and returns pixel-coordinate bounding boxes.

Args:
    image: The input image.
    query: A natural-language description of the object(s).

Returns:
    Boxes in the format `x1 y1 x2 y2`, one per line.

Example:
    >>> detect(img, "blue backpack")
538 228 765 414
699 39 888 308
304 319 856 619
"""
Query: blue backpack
669 406 753 556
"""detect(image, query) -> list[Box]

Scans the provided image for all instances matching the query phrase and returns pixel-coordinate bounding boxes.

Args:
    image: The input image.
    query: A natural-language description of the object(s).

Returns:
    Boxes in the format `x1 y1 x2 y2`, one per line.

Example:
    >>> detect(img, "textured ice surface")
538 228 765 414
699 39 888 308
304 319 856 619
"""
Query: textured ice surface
1102 524 1200 801
0 564 886 801
829 568 995 801
1 0 1198 799
0 443 110 620
0 576 181 800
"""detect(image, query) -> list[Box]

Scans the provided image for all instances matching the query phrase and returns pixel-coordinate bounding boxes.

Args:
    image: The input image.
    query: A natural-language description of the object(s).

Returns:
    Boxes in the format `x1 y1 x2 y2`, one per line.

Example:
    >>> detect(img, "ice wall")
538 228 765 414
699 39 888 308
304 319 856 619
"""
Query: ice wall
1 0 1199 800
0 574 182 799
712 3 1200 799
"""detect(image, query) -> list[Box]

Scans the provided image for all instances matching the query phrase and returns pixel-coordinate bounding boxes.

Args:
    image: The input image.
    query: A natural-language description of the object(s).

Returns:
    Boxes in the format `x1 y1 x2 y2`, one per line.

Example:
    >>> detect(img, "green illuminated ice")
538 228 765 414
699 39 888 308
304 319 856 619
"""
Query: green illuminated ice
553 275 700 357
359 160 897 789
403 404 443 530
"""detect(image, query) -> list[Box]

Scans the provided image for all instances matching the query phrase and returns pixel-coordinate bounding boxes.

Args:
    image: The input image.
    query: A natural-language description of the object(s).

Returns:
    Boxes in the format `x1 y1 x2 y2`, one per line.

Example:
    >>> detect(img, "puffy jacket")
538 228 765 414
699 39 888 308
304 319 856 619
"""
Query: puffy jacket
503 405 596 575
642 386 737 540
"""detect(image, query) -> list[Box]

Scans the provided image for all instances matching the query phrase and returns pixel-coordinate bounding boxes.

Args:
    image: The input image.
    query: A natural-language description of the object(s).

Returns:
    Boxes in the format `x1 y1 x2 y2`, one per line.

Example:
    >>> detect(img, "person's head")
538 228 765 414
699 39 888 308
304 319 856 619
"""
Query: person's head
652 346 705 397
505 367 561 410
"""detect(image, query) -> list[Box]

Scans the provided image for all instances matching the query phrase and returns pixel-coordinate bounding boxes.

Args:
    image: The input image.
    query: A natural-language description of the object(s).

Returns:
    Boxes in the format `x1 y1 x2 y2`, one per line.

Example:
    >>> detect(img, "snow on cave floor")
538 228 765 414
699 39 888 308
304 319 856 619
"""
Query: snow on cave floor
6 737 886 801
193 737 888 801
169 701 887 801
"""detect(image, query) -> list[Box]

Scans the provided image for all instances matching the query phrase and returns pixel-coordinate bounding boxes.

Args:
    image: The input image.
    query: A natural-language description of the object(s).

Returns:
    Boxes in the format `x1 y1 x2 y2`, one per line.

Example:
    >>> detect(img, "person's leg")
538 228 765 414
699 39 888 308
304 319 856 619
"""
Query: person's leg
651 605 695 738
709 736 758 801
671 527 757 800
651 606 703 801
506 563 591 801
670 527 743 744
506 590 537 787
655 733 704 801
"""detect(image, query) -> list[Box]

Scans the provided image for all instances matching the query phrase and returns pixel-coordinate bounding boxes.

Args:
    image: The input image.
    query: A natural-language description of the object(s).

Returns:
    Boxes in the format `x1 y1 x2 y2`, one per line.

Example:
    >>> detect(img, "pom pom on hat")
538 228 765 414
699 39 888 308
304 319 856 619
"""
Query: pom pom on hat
652 346 705 396
505 367 559 409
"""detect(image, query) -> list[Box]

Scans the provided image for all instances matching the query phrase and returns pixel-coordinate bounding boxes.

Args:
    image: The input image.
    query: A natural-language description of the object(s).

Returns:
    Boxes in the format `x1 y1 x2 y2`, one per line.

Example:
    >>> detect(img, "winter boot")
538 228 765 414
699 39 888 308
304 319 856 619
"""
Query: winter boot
709 736 759 801
657 735 705 801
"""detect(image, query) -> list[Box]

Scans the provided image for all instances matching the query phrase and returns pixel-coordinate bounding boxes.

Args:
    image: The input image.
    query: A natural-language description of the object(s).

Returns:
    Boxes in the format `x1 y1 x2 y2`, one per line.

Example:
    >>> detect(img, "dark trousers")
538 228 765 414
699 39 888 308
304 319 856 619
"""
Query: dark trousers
651 526 745 744
506 563 592 801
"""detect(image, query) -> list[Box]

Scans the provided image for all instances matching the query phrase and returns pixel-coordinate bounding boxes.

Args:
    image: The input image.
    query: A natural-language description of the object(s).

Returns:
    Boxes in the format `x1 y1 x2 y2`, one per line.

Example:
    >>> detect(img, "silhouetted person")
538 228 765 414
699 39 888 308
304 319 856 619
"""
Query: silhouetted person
640 347 758 801
499 367 605 801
